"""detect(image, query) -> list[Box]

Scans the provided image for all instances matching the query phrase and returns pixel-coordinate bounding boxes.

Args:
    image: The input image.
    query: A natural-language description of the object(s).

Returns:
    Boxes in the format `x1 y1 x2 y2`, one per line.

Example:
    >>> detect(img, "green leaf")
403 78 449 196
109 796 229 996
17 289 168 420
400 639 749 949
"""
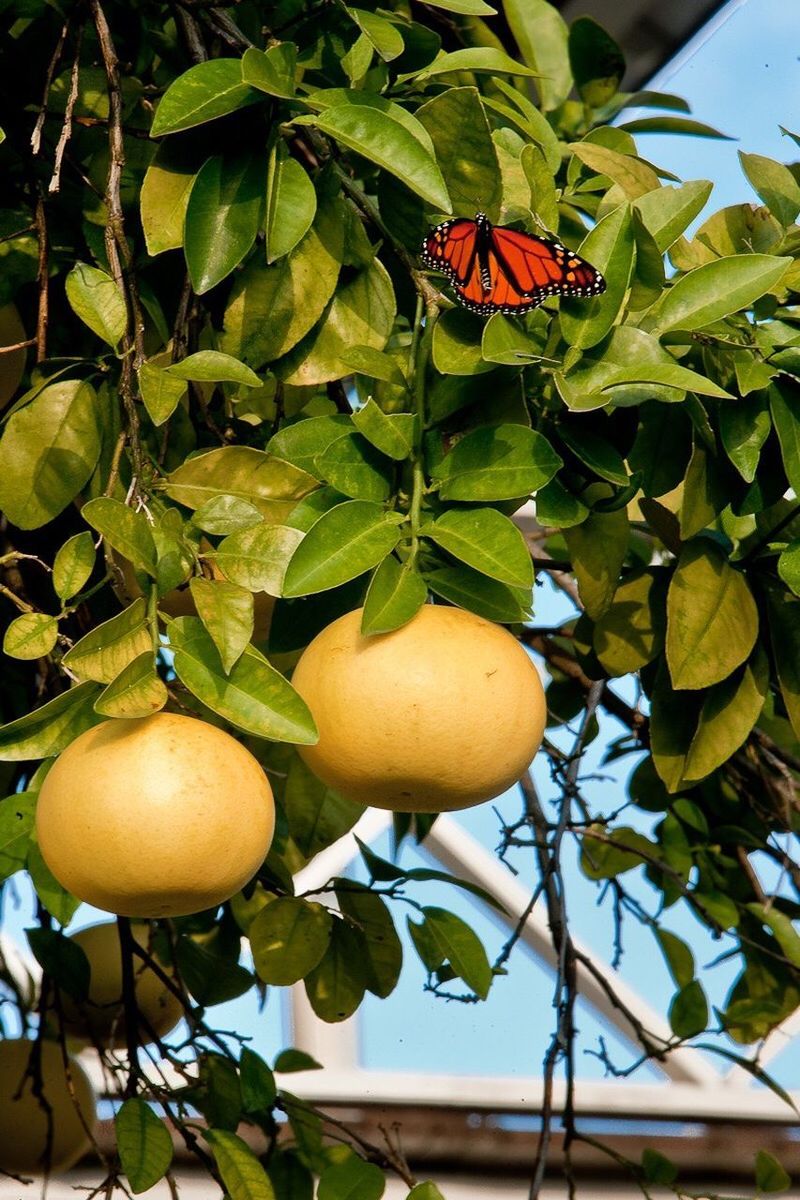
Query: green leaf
62 599 152 683
683 650 768 784
82 497 157 576
65 263 127 348
278 260 396 387
407 1186 446 1200
169 616 317 744
569 141 657 199
769 381 800 497
641 1148 678 1186
0 683 103 762
318 1156 385 1200
163 446 317 519
650 666 702 793
307 105 450 211
176 937 254 1006
647 255 791 335
755 1150 791 1194
184 153 264 294
346 7 404 61
189 577 253 673
597 361 732 400
26 841 80 926
361 556 427 635
304 918 367 1022
0 380 100 530
558 425 629 485
140 143 196 256
592 569 665 676
94 652 168 719
214 523 303 595
267 415 351 477
221 193 344 368
568 17 624 107
206 1130 276 1200
679 442 728 540
666 540 759 690
619 116 731 138
274 1049 322 1074
655 929 695 989
580 826 652 880
779 540 800 597
720 394 771 483
433 424 561 501
240 1047 277 1113
3 613 58 660
417 0 494 12
635 179 713 252
192 495 263 536
564 510 629 619
433 309 493 377
352 401 413 461
241 43 297 99
27 927 89 1000
766 582 800 740
115 1099 174 1195
53 532 96 602
317 433 393 503
423 907 492 998
423 508 533 588
425 565 530 622
282 501 403 597
151 60 262 136
534 477 588 528
0 792 36 880
265 145 316 264
411 45 539 81
747 903 800 969
166 350 260 387
503 0 571 111
335 881 402 999
669 979 708 1038
251 897 331 985
343 346 407 388
415 87 501 220
561 203 635 350
740 152 800 226
284 754 364 859
138 361 187 427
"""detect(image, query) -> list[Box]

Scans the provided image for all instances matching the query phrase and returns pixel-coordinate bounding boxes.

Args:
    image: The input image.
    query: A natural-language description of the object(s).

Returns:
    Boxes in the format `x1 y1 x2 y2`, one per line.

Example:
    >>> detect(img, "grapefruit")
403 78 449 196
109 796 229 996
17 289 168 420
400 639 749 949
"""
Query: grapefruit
0 1039 96 1174
60 921 183 1046
36 713 275 917
291 605 546 812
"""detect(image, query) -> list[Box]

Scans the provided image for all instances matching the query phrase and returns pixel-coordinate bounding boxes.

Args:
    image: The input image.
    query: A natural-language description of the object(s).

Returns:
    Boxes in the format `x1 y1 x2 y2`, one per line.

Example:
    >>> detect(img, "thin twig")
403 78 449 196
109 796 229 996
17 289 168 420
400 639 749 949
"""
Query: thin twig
49 25 84 194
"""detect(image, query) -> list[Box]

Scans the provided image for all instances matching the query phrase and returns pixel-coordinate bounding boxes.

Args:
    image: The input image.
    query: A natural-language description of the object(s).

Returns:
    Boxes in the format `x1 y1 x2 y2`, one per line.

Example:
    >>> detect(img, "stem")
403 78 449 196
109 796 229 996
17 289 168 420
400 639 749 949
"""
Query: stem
117 917 141 1098
147 584 160 654
407 299 438 567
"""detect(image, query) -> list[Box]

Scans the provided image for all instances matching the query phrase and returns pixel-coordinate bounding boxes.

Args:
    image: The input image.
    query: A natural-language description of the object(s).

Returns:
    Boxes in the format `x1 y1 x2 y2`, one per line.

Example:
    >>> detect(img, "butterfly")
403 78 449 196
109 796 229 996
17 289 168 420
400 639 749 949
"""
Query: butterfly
420 212 606 316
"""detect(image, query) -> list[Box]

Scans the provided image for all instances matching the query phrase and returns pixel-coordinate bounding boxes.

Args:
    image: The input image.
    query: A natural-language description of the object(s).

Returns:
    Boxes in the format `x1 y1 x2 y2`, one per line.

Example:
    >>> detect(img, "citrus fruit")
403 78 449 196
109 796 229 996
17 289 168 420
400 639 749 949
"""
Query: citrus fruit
36 713 275 917
59 921 183 1045
291 605 546 812
0 1039 96 1174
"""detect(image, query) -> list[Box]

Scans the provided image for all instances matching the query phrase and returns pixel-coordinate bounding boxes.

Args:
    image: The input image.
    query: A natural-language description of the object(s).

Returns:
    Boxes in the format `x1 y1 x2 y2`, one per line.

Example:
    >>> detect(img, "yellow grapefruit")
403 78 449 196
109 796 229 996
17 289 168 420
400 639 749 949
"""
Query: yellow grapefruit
60 921 184 1046
0 303 27 411
0 1039 96 1174
36 713 275 917
291 605 546 812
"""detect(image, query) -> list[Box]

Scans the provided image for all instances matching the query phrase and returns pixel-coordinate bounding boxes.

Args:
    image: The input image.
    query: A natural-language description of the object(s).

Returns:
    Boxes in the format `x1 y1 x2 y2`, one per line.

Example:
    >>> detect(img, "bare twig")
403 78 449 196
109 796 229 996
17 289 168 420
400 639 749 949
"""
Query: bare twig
49 25 84 194
31 20 70 155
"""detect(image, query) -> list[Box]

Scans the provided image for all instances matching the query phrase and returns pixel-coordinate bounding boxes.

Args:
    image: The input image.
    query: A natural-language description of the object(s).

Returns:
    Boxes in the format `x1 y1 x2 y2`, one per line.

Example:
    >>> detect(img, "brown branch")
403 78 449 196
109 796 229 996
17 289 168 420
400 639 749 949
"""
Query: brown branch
34 193 49 362
48 25 84 194
0 337 36 355
31 20 70 156
172 3 208 63
117 917 141 1098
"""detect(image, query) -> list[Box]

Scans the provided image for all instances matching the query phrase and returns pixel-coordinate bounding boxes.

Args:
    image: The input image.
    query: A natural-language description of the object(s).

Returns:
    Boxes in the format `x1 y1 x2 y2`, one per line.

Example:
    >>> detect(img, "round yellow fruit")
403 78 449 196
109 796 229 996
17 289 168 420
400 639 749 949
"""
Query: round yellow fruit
0 1039 96 1174
291 605 546 812
0 303 27 411
59 921 184 1046
36 713 275 918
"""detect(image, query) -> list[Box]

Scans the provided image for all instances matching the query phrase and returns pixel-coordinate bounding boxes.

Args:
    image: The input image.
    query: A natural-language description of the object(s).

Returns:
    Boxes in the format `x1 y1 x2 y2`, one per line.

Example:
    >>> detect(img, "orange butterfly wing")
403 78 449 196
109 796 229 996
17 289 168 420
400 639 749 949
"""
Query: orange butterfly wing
491 226 607 303
421 218 479 286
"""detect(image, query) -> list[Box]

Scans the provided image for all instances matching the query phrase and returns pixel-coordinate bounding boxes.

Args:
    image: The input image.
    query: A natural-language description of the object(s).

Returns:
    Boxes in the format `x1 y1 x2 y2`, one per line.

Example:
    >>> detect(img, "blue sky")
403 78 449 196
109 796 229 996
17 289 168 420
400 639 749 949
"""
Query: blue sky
3 0 800 1102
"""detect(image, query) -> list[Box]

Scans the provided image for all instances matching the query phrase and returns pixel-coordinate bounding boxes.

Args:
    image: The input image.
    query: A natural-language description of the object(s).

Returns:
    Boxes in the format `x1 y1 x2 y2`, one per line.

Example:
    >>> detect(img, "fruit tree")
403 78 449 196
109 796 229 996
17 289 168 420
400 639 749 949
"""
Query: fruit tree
1 0 800 1196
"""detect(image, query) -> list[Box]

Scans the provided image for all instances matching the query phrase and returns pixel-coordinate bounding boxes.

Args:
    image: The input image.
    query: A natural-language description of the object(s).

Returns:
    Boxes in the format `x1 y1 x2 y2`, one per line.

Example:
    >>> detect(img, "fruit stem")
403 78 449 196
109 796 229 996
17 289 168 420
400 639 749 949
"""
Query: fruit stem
147 582 160 655
408 297 438 567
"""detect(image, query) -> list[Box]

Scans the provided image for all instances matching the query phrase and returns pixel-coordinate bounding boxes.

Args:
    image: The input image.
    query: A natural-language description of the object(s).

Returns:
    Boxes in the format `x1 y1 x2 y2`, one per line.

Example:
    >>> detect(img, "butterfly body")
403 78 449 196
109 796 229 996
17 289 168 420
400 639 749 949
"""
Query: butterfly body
421 212 606 316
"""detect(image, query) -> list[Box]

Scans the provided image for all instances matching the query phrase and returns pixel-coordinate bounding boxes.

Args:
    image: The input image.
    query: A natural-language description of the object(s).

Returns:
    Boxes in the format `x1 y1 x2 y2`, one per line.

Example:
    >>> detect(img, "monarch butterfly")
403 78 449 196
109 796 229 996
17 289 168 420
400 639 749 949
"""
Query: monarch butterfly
421 212 606 316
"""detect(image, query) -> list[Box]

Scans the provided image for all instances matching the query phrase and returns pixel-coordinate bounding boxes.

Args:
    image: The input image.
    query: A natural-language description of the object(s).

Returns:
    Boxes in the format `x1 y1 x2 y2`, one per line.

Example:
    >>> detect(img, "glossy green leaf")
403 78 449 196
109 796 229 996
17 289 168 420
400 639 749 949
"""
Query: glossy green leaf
580 826 653 880
335 881 402 999
343 346 407 388
318 1155 385 1200
206 1130 276 1200
779 540 800 597
62 599 152 683
669 979 708 1038
284 754 364 859
82 497 157 576
433 424 562 501
282 501 403 597
53 532 96 602
26 842 80 926
65 263 127 348
151 60 261 136
251 897 331 985
267 415 351 477
0 792 36 879
0 683 103 762
769 381 800 496
619 116 731 138
423 907 492 998
655 929 695 990
317 433 392 502
189 576 253 673
138 361 187 427
278 260 396 387
94 652 168 719
593 569 665 676
3 612 57 660
740 152 800 226
564 510 629 619
169 616 317 743
214 523 303 595
684 650 768 784
558 425 629 485
433 309 493 377
561 203 634 350
265 145 317 264
755 1150 791 1194
719 394 771 482
222 194 344 367
361 555 427 635
634 179 713 253
411 46 538 81
185 153 264 294
534 477 589 528
27 928 89 1000
352 401 414 461
407 1186 446 1200
192 495 263 536
416 87 501 221
568 17 624 107
0 380 100 530
346 7 404 61
116 1099 173 1195
241 43 297 98
647 255 791 335
163 446 317 519
598 361 732 400
304 918 367 1022
240 1047 277 1113
423 508 532 588
569 142 658 199
503 0 571 110
666 540 759 690
425 565 530 622
140 143 196 255
764 581 800 739
166 350 260 387
176 938 254 1006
